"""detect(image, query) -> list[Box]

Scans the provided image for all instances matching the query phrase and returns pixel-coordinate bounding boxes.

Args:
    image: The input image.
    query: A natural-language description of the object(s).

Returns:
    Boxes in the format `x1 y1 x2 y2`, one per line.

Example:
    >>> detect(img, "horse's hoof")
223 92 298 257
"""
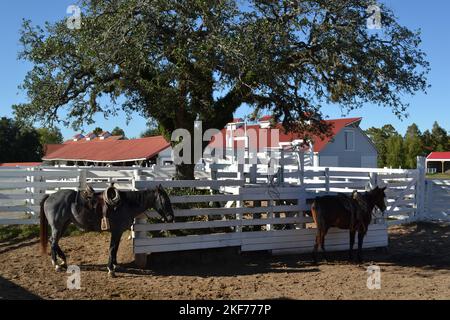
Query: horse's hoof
113 265 123 272
55 265 63 272
108 271 117 278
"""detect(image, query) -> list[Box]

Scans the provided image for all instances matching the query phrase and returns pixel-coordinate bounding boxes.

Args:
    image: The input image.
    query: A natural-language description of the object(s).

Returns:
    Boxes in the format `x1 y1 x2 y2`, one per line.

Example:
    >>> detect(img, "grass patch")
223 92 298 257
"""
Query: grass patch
0 223 86 243
0 225 40 242
427 173 450 180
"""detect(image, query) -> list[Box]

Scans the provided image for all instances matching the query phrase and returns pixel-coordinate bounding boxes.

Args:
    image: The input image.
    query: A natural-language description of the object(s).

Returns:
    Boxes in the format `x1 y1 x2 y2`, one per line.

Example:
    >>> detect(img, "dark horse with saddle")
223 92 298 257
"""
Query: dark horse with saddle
39 184 174 277
310 186 387 263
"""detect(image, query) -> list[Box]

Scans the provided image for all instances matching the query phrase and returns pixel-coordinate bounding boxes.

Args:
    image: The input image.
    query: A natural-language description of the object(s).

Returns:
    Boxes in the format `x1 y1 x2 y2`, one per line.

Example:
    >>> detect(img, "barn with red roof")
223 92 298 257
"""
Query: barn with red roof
43 132 171 167
426 152 450 173
211 116 378 168
42 116 378 168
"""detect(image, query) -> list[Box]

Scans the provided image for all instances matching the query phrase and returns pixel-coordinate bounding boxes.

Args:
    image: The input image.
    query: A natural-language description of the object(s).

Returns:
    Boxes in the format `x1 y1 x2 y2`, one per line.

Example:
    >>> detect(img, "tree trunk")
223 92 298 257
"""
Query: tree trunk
175 163 196 180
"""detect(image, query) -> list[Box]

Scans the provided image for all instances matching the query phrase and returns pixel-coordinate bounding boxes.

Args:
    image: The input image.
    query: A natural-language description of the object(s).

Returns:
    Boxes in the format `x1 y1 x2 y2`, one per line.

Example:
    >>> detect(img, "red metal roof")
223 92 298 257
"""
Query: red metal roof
259 115 273 122
0 162 42 167
427 152 450 160
43 136 170 162
210 117 362 152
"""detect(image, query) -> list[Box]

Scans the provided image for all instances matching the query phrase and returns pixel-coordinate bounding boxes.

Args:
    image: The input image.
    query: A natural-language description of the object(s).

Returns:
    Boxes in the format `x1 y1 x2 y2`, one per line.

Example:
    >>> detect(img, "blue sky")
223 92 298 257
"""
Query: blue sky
0 0 448 139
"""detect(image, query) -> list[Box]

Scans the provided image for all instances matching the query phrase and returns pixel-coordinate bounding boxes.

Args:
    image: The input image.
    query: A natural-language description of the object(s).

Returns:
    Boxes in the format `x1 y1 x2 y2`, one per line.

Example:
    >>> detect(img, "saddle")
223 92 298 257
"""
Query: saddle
100 184 121 231
81 184 121 231
351 190 370 232
336 192 366 232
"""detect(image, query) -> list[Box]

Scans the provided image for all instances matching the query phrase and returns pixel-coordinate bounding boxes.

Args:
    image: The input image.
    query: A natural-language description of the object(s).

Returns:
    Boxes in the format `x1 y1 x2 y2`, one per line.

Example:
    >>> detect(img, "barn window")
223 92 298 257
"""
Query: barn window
345 131 355 151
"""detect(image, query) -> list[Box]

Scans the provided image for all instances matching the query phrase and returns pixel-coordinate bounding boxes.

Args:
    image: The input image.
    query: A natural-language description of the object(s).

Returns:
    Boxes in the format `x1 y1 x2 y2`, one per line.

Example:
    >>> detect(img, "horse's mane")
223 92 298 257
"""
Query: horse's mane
119 189 155 207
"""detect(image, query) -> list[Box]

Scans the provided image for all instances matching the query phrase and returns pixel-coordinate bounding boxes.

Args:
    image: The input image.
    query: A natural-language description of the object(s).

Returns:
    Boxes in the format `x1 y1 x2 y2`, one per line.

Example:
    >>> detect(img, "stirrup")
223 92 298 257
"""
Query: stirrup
101 217 110 231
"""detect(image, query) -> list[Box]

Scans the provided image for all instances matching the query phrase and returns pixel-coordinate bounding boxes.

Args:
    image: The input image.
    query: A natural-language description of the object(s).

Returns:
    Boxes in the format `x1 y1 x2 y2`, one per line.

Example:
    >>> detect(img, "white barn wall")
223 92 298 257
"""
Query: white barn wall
318 127 378 168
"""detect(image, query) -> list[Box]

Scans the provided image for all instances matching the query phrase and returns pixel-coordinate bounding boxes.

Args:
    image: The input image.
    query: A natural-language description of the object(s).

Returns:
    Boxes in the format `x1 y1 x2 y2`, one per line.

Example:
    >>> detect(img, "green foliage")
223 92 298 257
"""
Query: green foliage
111 126 126 138
430 121 449 151
366 124 399 167
385 134 405 168
148 187 231 237
141 122 162 138
0 225 40 242
36 127 63 146
0 117 42 162
404 124 424 169
92 127 103 136
13 0 430 178
0 117 66 162
367 122 449 169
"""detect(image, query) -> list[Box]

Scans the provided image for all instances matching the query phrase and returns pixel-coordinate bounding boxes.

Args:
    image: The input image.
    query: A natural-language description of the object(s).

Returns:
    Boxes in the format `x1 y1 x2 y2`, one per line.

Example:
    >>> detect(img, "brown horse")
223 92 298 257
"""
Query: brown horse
310 186 387 262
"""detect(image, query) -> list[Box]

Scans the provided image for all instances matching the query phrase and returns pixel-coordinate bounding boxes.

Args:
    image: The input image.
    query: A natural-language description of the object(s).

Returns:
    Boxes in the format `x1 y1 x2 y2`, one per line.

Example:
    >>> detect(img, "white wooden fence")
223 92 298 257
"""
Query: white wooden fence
0 157 428 263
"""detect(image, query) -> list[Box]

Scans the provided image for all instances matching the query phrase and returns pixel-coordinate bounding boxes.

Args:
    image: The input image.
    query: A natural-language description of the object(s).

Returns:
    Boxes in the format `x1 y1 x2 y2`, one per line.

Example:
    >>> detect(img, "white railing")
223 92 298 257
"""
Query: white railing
0 159 429 261
0 158 427 226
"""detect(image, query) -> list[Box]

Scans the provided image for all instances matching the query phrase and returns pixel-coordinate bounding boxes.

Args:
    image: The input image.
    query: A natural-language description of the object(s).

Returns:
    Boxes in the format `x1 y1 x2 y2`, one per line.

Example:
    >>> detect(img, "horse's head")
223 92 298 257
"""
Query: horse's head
153 185 174 223
371 186 387 213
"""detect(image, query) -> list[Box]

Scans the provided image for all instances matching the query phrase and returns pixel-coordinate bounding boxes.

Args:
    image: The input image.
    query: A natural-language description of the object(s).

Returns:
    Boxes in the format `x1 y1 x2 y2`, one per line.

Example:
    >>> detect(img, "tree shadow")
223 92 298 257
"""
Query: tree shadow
0 239 39 255
78 248 320 277
310 222 450 271
369 222 450 270
0 276 42 300
137 222 450 276
136 248 320 277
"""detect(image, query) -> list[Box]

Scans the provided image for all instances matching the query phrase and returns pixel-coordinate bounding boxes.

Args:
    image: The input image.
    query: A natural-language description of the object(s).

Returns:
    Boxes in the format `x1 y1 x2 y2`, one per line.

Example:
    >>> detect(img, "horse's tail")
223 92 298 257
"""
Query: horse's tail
311 199 325 232
39 195 50 255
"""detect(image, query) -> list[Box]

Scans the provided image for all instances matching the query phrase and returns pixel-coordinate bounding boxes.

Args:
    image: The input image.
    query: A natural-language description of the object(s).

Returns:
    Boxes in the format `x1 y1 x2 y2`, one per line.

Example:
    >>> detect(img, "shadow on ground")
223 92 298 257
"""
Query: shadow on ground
0 276 41 300
122 222 450 277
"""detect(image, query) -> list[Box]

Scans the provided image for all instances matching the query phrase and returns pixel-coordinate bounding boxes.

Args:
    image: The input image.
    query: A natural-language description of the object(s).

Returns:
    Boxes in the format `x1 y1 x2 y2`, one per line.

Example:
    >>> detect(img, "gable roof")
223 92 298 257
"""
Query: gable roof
43 136 170 163
210 117 363 152
427 152 450 160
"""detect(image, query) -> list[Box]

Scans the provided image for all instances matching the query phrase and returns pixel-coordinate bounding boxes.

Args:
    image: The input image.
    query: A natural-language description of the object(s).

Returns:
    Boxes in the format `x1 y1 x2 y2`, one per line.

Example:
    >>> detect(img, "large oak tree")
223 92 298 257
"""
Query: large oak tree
15 0 429 179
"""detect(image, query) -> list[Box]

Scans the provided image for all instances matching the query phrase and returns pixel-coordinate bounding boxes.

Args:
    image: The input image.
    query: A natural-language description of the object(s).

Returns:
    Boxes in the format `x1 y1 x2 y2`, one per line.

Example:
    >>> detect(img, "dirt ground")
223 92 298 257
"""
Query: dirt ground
0 222 449 300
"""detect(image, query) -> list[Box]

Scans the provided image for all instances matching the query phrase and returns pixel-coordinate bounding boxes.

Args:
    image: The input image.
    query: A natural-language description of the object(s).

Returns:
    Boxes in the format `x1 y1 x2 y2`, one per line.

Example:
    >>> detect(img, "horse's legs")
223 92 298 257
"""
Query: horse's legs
54 220 71 269
357 231 366 262
312 232 320 263
49 228 63 272
349 230 356 261
320 229 328 262
107 230 123 277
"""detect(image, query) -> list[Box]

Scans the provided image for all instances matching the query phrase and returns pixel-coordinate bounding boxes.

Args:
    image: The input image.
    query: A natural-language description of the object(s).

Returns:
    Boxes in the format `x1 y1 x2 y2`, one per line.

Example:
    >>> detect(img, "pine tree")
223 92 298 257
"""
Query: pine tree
431 122 448 151
404 123 424 168
386 135 405 168
366 124 399 167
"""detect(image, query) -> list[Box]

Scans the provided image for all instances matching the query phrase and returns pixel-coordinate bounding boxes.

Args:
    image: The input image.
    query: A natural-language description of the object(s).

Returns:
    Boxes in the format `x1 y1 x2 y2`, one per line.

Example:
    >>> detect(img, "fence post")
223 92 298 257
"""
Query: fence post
235 164 244 232
78 169 87 190
369 172 378 189
28 168 35 217
425 179 433 219
132 168 148 268
250 163 257 184
298 149 305 185
415 156 426 221
324 168 330 195
279 148 285 184
132 169 143 191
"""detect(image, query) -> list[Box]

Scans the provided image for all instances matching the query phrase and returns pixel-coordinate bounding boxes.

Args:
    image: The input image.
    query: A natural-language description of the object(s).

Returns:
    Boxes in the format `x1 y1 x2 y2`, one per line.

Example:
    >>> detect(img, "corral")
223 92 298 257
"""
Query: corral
0 156 449 299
